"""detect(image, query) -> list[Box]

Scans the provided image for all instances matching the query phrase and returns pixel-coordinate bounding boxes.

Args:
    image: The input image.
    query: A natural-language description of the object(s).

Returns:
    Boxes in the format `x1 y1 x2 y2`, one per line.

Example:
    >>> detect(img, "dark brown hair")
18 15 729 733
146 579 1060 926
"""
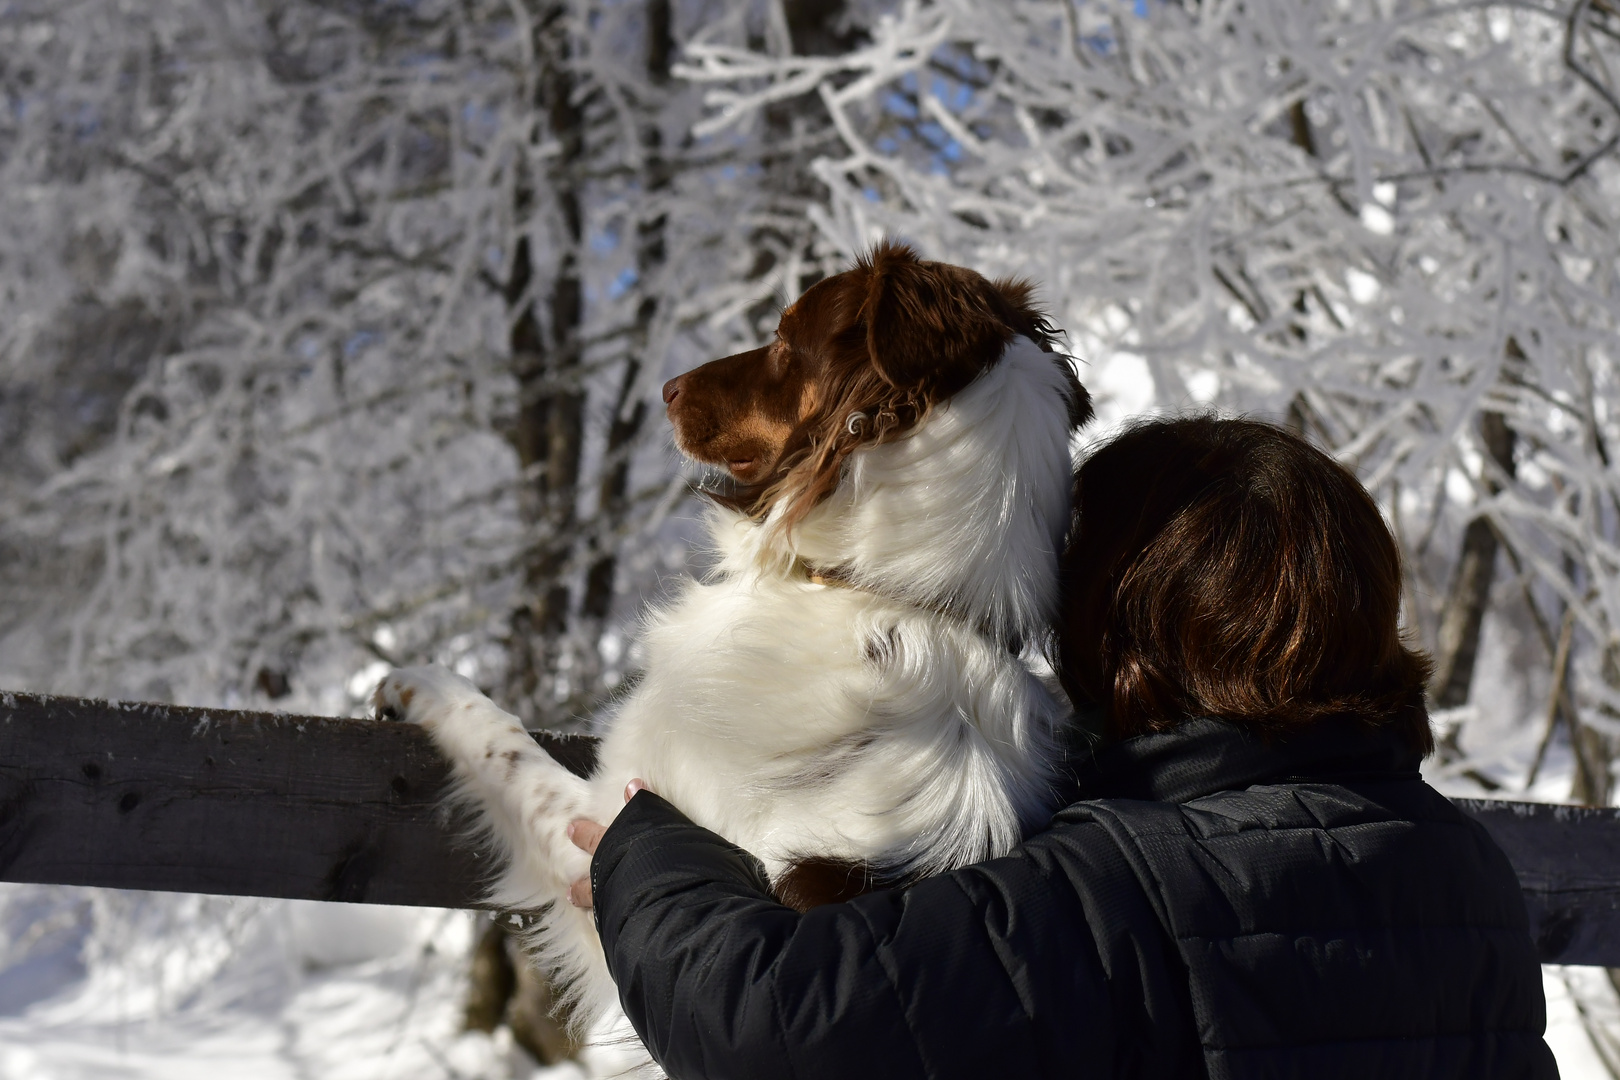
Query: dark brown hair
1057 416 1434 754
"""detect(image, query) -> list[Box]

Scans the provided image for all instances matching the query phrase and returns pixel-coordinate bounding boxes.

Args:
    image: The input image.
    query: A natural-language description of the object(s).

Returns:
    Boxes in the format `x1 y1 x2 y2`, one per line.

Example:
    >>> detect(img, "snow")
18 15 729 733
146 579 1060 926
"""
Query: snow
1546 968 1620 1079
0 886 585 1080
2 893 1613 1078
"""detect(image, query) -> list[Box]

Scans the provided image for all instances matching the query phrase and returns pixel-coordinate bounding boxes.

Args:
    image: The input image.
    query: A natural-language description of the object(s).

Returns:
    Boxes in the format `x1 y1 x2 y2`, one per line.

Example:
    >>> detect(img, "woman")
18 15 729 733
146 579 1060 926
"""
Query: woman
567 416 1553 1079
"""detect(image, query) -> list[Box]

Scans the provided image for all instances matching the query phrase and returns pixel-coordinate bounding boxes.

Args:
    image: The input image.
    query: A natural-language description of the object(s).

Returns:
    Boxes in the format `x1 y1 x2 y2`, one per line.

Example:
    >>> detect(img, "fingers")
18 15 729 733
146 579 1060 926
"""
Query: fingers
567 818 606 856
564 780 651 909
566 818 605 909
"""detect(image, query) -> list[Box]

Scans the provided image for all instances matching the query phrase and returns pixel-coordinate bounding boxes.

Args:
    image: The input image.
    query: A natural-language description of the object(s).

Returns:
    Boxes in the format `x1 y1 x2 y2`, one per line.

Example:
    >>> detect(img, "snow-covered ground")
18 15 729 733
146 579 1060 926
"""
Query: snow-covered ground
2 882 1614 1079
0 887 582 1080
1547 968 1620 1078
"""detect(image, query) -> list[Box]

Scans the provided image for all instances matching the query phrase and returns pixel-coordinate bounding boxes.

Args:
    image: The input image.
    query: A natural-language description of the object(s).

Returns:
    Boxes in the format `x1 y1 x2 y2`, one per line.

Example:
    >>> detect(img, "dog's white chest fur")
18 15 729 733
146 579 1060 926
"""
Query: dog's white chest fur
595 568 1064 881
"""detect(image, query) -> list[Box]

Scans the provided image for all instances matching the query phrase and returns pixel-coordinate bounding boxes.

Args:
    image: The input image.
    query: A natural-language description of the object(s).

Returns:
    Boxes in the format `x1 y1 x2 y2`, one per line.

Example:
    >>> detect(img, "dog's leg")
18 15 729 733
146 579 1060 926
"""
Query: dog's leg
372 665 591 905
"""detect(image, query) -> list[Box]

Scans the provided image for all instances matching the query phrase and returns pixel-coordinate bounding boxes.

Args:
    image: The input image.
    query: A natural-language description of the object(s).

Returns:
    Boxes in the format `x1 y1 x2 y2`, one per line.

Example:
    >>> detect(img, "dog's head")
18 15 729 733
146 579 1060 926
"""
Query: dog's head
663 240 1091 527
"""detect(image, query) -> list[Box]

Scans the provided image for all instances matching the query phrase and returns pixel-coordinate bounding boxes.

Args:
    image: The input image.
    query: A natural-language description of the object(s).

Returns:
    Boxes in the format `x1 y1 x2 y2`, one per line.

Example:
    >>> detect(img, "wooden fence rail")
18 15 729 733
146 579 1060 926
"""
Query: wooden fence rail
3 691 1619 966
0 690 595 908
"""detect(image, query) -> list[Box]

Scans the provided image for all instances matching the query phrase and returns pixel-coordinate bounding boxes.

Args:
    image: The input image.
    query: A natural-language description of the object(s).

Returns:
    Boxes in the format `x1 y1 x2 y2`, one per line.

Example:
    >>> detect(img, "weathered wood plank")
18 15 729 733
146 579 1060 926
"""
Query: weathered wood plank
4 692 1620 966
1455 797 1620 967
0 691 595 907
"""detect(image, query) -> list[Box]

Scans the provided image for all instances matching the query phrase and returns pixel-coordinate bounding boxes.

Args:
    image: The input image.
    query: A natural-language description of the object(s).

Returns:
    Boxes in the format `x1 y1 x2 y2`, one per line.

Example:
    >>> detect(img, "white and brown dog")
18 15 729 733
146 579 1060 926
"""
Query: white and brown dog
374 241 1090 1047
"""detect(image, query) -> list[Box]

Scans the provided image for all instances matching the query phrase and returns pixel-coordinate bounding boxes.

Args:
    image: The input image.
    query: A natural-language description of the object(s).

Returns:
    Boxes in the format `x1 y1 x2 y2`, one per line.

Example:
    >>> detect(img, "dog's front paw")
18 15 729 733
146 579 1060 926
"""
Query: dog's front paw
371 665 483 731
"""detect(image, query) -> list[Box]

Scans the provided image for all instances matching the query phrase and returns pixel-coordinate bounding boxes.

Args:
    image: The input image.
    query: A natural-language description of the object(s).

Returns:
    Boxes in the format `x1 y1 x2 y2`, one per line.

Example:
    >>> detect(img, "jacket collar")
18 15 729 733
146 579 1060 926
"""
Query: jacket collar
1065 713 1426 806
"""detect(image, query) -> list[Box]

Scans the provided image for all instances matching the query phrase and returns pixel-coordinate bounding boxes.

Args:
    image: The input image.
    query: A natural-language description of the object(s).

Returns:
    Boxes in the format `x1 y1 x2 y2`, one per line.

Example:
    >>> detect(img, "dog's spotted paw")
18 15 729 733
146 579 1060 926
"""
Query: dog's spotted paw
371 665 483 730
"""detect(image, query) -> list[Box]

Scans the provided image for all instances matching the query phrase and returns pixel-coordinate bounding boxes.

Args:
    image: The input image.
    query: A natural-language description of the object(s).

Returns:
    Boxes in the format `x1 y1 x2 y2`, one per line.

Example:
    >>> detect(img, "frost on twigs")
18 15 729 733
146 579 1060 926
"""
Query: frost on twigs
0 0 822 731
687 0 1620 796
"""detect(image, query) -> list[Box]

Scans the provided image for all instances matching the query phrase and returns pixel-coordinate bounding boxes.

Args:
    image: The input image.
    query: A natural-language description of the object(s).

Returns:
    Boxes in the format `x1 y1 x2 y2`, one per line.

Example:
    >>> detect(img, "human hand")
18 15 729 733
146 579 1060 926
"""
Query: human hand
565 778 649 909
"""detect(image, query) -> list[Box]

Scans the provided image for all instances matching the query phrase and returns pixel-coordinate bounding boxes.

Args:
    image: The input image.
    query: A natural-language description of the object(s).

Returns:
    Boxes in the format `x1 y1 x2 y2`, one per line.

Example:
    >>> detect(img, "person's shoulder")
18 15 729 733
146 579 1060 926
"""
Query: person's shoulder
1185 771 1464 828
989 802 1160 895
1034 803 1136 852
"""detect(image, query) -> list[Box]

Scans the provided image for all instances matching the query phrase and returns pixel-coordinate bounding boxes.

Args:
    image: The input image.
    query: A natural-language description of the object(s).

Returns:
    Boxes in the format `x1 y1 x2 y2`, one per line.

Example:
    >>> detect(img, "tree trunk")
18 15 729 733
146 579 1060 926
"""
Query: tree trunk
1579 642 1620 806
1431 409 1516 712
579 0 673 627
741 0 855 305
462 917 515 1034
478 3 591 1063
503 2 589 729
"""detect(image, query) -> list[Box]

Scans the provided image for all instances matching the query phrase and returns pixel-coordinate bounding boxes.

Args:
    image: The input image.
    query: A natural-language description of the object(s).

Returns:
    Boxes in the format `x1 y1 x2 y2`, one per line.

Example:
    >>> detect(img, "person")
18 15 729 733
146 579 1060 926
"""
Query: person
564 416 1555 1080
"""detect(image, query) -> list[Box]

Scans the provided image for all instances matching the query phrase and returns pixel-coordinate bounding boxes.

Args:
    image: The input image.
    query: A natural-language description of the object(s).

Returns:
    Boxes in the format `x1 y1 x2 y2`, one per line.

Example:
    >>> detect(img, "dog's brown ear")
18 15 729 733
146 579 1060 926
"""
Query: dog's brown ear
861 241 1013 398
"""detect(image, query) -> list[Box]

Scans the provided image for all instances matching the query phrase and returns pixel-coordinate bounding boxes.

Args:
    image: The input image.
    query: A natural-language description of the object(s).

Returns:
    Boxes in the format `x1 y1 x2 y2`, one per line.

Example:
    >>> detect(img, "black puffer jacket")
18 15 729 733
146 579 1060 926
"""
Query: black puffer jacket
591 717 1555 1079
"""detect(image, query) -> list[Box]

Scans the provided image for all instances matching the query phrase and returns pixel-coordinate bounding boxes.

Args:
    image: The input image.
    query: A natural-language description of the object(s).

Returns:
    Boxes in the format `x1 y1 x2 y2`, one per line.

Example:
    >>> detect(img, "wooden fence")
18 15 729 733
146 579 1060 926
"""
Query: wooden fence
3 690 1619 966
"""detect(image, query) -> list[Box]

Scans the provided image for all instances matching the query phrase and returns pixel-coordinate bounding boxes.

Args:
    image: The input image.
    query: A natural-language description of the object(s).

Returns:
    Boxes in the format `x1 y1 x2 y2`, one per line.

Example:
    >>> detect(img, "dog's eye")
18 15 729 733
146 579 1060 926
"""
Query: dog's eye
769 337 792 372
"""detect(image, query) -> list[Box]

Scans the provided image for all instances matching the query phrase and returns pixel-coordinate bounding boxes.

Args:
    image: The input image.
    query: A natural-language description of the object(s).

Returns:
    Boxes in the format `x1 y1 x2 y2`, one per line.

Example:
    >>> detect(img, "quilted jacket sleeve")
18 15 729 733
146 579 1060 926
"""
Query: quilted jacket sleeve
591 791 1184 1080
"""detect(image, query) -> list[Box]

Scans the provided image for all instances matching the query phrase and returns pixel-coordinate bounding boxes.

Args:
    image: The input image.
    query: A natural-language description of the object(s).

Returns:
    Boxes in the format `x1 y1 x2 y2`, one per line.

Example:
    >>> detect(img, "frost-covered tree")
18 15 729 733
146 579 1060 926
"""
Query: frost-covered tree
0 0 837 731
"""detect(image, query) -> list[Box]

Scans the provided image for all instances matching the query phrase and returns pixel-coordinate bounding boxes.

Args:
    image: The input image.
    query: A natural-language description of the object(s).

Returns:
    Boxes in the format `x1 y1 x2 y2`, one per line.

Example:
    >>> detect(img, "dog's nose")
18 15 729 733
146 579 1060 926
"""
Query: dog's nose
662 377 681 405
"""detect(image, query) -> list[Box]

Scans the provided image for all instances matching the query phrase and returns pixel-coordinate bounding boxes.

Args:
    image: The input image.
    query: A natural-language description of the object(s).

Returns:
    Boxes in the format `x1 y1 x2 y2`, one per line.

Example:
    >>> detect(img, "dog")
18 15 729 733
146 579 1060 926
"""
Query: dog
373 240 1091 1055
